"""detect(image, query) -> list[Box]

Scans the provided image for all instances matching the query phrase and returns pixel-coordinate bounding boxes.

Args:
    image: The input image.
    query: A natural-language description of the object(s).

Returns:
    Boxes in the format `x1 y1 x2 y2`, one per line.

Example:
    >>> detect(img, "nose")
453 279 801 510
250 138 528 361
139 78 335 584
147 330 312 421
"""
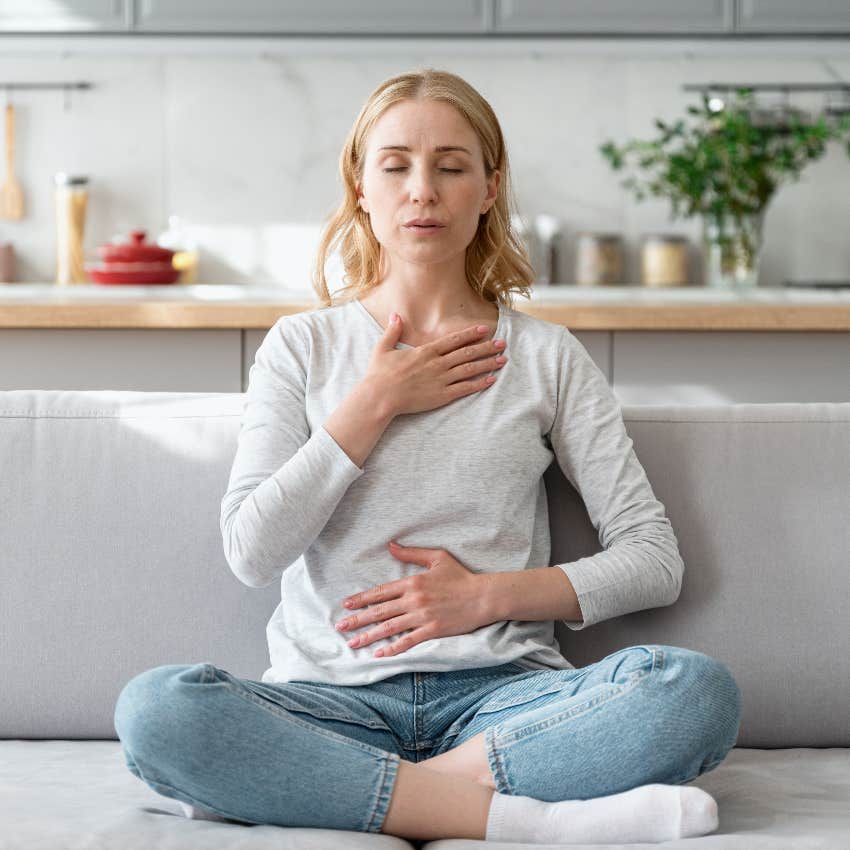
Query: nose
407 164 438 206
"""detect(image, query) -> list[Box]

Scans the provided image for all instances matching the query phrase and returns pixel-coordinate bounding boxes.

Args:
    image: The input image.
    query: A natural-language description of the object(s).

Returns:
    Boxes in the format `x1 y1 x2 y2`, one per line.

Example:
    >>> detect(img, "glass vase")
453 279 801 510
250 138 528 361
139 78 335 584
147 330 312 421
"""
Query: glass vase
702 211 765 290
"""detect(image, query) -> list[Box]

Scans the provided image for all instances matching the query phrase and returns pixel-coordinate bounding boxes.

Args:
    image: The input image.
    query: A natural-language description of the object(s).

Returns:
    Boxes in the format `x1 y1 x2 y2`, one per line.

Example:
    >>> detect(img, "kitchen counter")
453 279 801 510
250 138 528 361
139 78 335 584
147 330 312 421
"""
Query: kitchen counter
2 283 850 330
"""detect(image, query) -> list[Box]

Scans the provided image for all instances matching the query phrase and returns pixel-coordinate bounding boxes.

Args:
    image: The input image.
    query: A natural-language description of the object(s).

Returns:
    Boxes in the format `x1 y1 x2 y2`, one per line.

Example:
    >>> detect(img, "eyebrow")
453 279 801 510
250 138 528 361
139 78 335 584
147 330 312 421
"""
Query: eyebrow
377 145 472 155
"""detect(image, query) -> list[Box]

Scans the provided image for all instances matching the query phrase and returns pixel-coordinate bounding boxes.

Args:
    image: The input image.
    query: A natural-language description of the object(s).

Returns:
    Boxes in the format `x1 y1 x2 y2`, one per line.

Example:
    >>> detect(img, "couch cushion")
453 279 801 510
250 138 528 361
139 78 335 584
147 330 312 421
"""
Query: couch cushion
0 391 284 740
0 739 416 850
1 741 848 849
548 403 850 748
1 392 849 748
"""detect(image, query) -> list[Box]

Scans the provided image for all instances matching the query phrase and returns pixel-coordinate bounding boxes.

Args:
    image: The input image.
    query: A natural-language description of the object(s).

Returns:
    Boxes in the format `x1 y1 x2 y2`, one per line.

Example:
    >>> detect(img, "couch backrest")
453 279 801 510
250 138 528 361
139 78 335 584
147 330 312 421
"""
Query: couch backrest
1 390 847 747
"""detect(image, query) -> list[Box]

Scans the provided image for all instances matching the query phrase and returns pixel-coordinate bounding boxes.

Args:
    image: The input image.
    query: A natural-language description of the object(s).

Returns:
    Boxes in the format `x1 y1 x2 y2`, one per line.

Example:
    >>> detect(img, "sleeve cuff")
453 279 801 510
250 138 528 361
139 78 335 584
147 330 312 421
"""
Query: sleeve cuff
555 559 604 630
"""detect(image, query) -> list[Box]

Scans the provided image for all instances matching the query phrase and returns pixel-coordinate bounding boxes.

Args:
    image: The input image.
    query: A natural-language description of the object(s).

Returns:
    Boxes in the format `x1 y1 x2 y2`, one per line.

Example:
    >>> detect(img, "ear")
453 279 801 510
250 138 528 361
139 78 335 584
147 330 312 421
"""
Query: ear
481 169 501 214
356 184 369 213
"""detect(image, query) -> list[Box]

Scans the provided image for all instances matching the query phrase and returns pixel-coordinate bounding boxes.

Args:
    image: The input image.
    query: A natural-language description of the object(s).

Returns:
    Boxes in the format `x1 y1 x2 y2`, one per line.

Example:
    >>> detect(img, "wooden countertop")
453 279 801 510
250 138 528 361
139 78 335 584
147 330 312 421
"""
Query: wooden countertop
2 283 850 330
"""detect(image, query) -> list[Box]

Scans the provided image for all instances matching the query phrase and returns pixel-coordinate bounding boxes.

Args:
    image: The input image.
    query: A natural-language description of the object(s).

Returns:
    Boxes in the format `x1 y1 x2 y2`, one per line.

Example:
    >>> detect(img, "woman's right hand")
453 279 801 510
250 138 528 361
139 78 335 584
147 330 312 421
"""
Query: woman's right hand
364 312 507 418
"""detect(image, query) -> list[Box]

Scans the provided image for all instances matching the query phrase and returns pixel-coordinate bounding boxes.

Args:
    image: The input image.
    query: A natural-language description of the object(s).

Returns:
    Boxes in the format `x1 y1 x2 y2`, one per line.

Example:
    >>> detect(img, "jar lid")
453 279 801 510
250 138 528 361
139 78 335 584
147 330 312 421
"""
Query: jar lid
54 173 90 186
96 229 175 263
575 232 623 242
641 233 689 243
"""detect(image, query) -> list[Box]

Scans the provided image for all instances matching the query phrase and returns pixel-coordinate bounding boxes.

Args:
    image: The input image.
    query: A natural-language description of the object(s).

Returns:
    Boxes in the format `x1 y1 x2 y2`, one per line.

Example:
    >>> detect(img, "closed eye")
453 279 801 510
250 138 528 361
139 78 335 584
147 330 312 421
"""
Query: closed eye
383 167 463 173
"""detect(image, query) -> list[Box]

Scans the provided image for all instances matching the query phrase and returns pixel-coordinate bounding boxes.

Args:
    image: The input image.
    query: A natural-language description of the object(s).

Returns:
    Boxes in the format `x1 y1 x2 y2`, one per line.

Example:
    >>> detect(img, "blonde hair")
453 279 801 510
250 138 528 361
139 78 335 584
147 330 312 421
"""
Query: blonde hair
311 68 536 309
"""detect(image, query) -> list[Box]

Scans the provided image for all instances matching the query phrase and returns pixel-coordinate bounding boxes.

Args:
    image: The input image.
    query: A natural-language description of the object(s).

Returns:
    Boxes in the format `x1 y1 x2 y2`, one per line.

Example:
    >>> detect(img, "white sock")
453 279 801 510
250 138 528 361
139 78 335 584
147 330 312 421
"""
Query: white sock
177 800 231 822
485 783 719 845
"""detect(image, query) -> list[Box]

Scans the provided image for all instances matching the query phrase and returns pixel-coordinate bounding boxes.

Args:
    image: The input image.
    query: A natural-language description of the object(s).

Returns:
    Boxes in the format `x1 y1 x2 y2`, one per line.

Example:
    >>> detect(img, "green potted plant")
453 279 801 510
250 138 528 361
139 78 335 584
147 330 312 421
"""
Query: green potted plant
600 90 850 288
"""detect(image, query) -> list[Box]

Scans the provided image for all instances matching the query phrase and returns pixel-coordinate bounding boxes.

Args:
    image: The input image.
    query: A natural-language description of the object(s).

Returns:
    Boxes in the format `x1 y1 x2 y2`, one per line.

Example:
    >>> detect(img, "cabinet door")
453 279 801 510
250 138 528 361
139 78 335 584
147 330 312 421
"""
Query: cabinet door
0 330 242 391
611 331 850 404
737 0 850 32
0 0 129 31
135 0 488 33
493 0 734 33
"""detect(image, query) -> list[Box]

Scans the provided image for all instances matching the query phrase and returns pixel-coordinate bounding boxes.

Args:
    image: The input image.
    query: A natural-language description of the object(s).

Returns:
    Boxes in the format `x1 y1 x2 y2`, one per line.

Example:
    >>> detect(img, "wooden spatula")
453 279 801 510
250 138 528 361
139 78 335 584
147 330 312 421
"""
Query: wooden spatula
1 104 24 219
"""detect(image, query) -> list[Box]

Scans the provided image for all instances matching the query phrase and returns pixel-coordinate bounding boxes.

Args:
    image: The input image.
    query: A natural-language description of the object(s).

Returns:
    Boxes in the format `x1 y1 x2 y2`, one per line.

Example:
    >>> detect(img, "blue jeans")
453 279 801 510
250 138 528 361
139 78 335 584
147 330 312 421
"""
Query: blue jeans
113 643 741 834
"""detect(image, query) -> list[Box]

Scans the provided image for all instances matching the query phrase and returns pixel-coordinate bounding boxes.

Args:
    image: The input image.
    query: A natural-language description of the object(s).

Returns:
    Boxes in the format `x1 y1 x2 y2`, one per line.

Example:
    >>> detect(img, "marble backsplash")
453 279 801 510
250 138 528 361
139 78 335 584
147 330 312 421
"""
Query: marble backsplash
2 39 850 291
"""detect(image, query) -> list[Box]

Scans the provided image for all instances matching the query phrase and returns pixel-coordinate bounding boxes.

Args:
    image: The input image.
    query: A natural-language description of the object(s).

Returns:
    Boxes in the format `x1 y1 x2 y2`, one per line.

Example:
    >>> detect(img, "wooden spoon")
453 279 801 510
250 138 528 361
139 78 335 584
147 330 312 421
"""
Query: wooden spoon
1 104 24 219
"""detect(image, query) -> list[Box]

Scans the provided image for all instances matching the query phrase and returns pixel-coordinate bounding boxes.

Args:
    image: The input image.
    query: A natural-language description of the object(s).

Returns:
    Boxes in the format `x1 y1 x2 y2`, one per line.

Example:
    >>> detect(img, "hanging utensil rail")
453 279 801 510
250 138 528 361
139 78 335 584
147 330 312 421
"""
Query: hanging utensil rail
1 82 92 91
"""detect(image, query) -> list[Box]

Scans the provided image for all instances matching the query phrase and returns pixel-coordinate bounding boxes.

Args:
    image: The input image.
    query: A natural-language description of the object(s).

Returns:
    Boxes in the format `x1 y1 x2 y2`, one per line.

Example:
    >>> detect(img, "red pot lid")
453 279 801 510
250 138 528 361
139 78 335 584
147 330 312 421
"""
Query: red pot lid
97 229 175 263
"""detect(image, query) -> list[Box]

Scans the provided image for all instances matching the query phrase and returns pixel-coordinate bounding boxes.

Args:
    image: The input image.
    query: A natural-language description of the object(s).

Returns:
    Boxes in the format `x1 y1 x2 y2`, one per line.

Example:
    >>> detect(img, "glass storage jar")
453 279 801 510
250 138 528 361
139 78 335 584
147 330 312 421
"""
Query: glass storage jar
575 232 624 286
641 234 690 287
54 173 89 285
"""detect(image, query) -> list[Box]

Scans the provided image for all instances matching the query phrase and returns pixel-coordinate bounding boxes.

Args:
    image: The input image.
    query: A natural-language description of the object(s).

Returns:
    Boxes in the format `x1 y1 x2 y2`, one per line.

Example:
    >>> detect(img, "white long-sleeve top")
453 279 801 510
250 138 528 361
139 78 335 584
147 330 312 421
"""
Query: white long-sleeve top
220 297 684 686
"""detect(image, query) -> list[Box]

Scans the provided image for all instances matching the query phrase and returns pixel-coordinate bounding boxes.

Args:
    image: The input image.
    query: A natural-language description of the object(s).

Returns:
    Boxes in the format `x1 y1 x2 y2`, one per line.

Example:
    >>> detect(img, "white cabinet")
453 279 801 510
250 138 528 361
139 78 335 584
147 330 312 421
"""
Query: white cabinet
0 0 130 31
611 331 850 403
494 0 734 33
737 0 850 33
3 0 850 36
135 0 489 33
0 329 241 391
2 326 848 402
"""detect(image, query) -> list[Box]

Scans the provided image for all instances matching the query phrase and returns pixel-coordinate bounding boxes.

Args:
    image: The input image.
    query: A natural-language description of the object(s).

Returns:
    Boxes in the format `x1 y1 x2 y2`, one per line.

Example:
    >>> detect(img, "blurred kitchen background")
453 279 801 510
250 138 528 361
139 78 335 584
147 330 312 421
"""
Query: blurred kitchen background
2 3 850 403
3 2 850 291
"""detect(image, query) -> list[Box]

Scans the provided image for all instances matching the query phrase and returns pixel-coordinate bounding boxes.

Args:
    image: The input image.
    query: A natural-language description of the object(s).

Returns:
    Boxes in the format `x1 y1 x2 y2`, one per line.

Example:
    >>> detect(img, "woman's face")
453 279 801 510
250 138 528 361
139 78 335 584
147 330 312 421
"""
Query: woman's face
356 98 500 273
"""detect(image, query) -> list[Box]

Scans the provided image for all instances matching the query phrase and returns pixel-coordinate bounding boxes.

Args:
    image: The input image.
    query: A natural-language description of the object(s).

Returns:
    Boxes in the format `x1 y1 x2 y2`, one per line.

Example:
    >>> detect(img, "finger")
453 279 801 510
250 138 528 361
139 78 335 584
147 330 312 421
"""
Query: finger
388 540 440 566
445 354 506 385
345 613 407 648
447 371 499 400
443 336 505 370
343 580 400 609
373 628 430 658
339 599 393 632
377 311 403 349
429 324 493 357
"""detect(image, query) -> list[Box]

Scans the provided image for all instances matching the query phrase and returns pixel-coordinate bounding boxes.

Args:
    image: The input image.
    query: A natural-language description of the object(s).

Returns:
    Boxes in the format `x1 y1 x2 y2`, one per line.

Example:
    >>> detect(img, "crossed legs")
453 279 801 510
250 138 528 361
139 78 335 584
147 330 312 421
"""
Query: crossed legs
380 732 497 839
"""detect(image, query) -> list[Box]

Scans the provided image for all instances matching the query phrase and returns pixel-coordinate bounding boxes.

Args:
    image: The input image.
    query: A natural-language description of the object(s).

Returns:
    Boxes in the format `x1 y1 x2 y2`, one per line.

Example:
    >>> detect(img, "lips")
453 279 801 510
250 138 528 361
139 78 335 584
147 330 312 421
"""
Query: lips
404 218 445 227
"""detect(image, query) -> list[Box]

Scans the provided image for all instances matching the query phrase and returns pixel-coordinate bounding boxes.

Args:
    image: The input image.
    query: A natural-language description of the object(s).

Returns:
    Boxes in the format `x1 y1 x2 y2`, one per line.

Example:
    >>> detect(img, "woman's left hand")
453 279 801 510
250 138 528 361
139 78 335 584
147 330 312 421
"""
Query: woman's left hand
335 540 493 658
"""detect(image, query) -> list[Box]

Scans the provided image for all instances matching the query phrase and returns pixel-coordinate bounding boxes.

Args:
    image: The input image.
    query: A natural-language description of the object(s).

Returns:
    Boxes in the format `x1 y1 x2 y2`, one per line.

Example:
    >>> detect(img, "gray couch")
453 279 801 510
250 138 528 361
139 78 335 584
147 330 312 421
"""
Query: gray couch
2 389 849 849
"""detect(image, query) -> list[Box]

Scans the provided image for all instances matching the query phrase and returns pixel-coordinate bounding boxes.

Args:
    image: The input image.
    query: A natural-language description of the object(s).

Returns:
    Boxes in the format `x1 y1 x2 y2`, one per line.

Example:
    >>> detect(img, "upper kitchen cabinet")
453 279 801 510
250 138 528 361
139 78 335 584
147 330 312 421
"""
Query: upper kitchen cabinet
492 0 735 33
3 0 849 36
0 0 130 31
737 0 850 33
134 0 488 34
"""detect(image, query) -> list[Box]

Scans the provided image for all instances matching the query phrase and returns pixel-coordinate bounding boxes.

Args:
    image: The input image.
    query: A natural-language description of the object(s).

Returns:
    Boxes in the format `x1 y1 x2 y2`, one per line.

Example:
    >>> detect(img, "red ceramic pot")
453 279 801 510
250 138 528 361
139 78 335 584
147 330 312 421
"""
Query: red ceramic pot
85 229 181 285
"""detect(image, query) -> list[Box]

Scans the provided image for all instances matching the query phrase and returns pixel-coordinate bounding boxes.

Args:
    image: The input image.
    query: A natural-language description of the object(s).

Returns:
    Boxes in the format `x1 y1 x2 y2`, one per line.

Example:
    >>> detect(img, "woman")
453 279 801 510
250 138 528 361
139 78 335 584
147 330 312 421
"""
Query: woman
114 68 741 844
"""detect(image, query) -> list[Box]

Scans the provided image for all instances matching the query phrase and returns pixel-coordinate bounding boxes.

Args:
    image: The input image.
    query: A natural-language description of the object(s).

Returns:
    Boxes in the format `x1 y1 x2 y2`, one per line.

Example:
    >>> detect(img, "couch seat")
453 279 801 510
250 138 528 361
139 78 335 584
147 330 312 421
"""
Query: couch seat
2 741 848 849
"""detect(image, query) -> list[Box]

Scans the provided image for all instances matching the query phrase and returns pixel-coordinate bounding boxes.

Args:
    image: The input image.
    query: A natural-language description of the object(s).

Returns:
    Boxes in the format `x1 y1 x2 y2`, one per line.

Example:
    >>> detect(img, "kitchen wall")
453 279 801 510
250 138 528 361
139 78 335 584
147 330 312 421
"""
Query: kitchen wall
2 39 850 290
